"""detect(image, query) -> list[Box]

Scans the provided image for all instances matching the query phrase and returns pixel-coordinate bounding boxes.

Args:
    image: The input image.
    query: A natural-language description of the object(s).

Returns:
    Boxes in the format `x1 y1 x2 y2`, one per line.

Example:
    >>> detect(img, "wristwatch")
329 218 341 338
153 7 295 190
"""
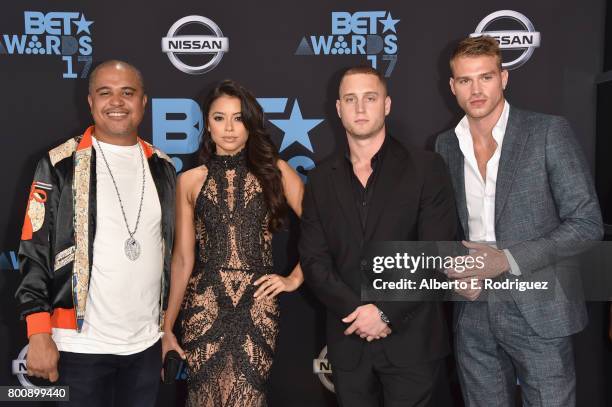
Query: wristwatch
378 308 390 325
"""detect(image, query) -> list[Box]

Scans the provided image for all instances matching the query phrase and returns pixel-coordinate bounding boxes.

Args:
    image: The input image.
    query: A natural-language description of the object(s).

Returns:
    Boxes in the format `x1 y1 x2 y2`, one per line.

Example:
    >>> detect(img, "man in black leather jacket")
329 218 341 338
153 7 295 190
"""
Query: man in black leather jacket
15 60 175 407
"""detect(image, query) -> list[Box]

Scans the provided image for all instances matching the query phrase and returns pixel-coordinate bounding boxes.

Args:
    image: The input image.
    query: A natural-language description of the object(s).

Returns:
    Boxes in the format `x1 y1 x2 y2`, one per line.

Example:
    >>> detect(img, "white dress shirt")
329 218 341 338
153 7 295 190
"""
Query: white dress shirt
455 101 520 275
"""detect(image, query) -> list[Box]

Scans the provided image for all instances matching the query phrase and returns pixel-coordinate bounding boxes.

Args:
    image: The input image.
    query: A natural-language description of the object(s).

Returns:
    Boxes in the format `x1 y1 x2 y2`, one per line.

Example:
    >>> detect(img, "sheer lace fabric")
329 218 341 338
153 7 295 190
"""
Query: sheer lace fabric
181 151 278 407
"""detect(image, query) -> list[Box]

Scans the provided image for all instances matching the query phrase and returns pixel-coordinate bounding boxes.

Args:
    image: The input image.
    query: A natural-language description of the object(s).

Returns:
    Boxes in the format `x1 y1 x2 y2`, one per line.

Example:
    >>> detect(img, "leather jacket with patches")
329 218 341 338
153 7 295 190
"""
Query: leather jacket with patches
15 126 176 337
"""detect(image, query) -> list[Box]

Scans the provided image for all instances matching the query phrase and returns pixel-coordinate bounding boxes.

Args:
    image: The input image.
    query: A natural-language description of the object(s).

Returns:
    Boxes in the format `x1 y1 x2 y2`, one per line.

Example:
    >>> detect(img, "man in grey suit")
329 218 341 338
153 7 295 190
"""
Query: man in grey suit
435 36 603 406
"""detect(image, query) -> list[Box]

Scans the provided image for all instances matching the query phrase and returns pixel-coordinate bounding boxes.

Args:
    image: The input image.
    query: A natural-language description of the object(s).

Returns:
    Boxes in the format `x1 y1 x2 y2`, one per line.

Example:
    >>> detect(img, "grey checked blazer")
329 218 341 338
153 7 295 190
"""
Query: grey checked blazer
436 106 603 338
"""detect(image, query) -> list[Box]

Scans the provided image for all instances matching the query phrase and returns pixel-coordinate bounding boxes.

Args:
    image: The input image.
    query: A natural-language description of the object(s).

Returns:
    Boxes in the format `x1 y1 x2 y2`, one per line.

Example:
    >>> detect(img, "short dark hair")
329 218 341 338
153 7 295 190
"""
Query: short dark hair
88 60 145 93
450 36 502 75
339 65 387 96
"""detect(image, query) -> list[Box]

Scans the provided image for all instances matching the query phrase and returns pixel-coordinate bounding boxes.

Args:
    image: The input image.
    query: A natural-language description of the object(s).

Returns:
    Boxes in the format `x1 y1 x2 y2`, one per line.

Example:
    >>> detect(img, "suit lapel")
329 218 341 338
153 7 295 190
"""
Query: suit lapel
495 107 529 226
331 156 363 240
363 138 404 241
447 134 469 239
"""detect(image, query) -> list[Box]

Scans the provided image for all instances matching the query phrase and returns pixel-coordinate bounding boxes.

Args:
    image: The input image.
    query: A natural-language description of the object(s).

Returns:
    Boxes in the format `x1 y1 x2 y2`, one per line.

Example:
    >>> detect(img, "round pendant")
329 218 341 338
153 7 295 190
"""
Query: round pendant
124 237 141 261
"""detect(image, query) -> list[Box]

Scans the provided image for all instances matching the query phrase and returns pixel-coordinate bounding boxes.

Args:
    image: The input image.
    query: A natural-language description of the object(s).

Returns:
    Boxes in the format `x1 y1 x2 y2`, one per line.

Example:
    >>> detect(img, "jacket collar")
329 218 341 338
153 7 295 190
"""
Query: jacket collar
448 105 529 236
78 125 154 158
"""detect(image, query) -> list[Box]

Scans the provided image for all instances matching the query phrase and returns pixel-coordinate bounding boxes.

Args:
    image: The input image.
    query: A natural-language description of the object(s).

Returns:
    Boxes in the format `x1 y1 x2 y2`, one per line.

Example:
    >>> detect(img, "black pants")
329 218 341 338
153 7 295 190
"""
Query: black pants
57 340 161 407
332 340 440 407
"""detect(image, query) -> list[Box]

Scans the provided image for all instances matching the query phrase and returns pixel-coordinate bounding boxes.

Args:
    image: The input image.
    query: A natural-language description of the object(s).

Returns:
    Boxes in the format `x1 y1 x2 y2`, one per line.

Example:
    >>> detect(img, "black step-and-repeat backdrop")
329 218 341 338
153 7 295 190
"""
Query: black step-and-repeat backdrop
1 1 610 406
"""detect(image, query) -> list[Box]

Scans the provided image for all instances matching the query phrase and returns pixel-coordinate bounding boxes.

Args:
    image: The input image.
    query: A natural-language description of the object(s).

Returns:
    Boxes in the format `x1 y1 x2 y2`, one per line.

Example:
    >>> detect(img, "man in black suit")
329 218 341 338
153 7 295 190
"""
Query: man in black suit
299 66 457 406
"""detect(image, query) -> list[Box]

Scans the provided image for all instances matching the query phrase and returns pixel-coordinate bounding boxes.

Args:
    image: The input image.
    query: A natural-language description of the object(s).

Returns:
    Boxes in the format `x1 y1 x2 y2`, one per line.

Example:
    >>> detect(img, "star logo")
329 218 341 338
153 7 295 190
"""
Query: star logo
380 12 399 33
73 14 94 35
269 100 324 152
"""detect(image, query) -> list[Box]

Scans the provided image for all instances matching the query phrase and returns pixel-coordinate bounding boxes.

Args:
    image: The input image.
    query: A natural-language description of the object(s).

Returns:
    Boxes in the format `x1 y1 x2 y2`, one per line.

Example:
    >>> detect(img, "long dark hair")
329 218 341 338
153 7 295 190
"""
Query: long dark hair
198 79 288 232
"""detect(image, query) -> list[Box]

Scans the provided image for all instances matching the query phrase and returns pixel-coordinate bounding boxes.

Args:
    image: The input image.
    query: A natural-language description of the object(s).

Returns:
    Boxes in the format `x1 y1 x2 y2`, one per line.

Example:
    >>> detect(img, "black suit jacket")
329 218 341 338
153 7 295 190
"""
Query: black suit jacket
299 136 457 370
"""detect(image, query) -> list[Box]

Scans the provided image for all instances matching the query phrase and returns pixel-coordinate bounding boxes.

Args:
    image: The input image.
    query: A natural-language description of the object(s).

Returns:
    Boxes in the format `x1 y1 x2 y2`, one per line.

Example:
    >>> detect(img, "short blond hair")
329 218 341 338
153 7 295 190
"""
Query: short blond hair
450 36 502 75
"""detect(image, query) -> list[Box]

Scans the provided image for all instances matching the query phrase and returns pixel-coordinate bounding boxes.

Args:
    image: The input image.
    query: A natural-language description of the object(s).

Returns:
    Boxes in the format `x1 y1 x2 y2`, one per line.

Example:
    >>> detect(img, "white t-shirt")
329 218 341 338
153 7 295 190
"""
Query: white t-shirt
53 138 163 355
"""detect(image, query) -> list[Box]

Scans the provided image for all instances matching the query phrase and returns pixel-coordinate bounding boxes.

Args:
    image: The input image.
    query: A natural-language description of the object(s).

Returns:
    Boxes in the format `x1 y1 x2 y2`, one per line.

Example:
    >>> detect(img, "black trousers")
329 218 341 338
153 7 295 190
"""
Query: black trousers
57 340 161 407
332 340 440 407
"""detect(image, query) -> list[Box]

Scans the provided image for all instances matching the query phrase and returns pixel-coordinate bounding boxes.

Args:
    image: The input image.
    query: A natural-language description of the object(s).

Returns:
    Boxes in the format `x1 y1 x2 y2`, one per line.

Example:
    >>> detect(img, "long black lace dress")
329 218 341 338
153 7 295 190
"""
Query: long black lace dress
181 151 279 406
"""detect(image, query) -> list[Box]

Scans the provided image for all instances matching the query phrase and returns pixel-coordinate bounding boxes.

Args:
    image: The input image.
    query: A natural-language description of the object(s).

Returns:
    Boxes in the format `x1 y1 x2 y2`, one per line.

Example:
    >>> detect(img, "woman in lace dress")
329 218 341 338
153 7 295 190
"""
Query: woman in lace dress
161 80 304 406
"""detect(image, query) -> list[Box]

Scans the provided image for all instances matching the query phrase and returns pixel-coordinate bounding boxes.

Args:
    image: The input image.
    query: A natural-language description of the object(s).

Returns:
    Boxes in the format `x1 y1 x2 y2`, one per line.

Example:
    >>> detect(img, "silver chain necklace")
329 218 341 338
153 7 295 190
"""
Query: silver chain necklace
94 138 145 261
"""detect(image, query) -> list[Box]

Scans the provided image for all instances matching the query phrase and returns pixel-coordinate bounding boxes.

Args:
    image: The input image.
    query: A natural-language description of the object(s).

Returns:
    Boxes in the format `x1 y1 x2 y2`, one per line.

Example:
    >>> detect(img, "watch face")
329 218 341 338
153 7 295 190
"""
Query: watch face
378 309 390 324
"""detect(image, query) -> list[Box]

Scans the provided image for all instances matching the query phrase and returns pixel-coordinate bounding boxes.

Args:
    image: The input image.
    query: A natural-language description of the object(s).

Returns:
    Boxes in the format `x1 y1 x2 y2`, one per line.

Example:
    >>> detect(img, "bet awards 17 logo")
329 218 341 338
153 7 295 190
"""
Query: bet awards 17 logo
471 10 540 70
0 11 94 78
295 11 399 77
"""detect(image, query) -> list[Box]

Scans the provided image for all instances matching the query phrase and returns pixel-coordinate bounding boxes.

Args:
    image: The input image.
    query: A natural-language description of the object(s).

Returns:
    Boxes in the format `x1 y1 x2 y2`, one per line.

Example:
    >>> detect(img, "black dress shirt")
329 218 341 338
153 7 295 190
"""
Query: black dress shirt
344 136 388 231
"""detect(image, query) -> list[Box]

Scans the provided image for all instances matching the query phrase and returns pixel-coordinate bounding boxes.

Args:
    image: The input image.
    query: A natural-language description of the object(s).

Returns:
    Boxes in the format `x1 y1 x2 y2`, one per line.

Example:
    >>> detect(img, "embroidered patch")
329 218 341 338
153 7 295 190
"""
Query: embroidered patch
49 138 78 166
21 181 52 240
54 245 75 271
73 148 91 324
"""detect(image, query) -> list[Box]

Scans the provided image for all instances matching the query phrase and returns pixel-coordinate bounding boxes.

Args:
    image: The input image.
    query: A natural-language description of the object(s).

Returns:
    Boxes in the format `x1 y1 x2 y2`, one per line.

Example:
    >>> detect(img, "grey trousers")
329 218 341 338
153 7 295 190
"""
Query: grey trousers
454 301 575 407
